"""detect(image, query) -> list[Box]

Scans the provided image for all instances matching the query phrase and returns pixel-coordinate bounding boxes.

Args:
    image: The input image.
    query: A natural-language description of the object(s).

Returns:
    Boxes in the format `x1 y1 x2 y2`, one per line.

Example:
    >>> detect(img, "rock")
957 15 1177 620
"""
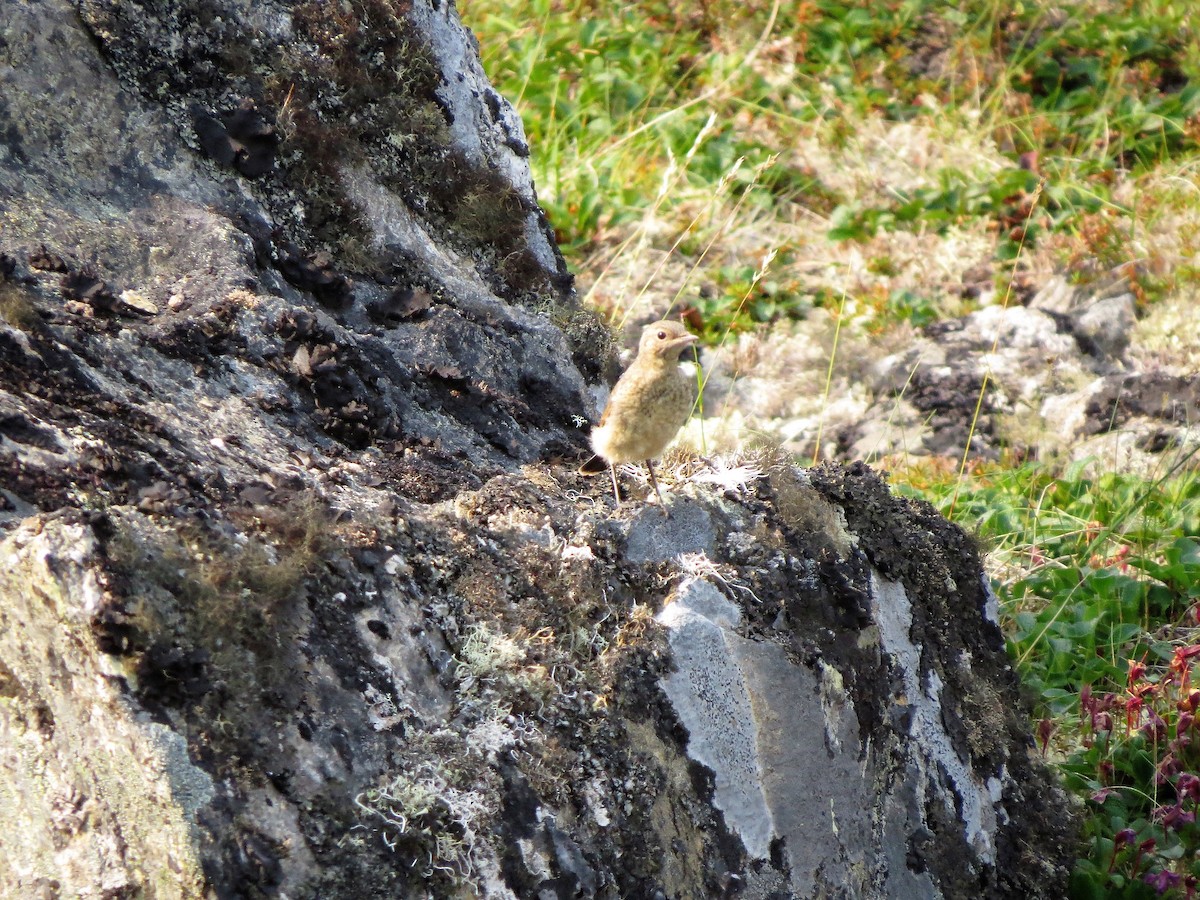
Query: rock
700 275 1195 469
1030 274 1138 361
0 462 1077 898
1071 294 1136 361
0 515 210 897
1 0 596 469
0 1 1075 897
624 498 718 563
958 305 1074 352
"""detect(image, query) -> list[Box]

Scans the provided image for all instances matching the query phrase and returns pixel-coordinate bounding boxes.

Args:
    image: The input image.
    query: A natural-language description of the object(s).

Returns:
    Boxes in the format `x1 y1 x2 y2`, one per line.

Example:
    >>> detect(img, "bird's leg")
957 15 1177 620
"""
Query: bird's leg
646 459 667 510
608 462 622 505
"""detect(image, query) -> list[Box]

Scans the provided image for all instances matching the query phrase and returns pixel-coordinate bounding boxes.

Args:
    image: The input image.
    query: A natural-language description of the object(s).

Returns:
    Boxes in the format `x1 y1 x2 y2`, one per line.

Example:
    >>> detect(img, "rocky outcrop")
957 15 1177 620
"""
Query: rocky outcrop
702 271 1199 473
1 1 1074 897
0 456 1076 898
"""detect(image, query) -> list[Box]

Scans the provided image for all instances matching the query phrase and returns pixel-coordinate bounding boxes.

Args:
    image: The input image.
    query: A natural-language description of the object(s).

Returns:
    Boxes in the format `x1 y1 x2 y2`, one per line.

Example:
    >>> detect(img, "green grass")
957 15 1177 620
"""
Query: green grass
465 1 1200 893
900 456 1200 702
468 0 1200 334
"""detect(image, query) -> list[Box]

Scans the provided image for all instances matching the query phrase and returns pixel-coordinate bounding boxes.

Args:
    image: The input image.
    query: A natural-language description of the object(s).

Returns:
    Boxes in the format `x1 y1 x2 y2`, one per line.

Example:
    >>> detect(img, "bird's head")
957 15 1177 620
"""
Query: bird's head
638 320 698 362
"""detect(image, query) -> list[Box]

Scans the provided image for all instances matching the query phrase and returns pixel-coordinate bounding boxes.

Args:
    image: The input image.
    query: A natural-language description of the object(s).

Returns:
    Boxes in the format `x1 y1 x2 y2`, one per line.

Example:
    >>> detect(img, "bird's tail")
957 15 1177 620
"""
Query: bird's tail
579 454 607 474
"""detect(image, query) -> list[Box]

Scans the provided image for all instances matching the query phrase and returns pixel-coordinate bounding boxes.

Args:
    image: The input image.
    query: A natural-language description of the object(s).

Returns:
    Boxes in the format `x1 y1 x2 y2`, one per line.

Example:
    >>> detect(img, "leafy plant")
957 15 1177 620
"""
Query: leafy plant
1067 647 1200 898
902 459 1200 897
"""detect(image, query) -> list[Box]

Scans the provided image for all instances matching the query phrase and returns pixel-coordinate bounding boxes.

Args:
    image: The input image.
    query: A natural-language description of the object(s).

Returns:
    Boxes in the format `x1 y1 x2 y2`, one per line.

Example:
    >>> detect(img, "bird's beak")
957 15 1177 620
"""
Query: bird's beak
670 333 699 352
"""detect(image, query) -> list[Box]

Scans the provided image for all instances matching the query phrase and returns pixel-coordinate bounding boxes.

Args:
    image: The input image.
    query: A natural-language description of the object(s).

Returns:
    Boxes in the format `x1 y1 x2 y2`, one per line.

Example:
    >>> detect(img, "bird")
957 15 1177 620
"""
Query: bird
581 319 699 508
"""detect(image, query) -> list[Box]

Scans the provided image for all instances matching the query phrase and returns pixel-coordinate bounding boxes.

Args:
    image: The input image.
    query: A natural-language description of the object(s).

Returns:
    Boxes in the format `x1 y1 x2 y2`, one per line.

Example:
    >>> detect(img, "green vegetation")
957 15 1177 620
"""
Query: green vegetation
469 0 1200 332
0 283 39 330
466 0 1200 893
901 456 1200 896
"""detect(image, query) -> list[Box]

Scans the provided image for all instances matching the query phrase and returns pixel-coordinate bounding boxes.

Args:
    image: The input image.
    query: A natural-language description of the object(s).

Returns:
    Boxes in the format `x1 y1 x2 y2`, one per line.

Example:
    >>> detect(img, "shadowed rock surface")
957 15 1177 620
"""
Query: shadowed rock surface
1 2 1075 897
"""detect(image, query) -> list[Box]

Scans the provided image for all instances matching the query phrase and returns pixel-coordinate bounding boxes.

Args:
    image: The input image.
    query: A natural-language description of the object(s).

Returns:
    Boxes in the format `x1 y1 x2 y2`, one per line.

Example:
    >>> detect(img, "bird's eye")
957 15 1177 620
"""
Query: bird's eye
656 330 667 340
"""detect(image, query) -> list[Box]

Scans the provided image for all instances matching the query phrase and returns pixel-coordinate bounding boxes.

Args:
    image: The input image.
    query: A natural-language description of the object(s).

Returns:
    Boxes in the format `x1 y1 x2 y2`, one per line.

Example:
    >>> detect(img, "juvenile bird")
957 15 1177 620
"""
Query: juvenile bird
582 319 699 508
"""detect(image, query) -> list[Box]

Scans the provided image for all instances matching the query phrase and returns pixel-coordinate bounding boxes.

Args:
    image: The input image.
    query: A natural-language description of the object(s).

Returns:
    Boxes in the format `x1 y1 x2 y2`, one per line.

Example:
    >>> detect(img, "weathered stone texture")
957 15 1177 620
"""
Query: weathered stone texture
0 2 1075 897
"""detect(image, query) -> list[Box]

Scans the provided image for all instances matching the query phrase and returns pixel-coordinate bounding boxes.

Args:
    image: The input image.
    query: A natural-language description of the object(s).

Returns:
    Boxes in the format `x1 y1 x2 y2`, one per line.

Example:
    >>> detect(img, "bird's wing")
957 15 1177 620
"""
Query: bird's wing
596 365 643 429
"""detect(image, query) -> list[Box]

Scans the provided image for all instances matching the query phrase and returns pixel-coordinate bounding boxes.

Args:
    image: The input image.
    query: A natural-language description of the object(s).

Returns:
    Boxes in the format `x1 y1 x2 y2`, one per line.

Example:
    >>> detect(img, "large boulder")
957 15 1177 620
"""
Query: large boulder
0 1 1074 897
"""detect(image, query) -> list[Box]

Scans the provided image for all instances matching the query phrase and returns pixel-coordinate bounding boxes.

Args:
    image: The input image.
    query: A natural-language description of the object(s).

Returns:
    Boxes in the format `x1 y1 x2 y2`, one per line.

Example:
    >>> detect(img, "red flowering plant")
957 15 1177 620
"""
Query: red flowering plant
1068 644 1200 898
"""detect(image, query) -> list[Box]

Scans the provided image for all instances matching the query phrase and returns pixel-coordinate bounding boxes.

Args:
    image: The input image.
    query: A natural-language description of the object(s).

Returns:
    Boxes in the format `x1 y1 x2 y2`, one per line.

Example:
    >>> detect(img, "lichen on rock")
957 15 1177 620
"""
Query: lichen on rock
0 1 1076 897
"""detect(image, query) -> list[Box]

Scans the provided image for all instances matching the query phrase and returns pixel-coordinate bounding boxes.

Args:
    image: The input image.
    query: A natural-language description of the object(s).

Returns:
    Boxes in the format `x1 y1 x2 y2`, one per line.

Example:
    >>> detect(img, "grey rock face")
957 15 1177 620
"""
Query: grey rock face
0 462 1077 899
839 285 1192 467
2 0 594 474
1069 295 1137 361
0 2 1074 897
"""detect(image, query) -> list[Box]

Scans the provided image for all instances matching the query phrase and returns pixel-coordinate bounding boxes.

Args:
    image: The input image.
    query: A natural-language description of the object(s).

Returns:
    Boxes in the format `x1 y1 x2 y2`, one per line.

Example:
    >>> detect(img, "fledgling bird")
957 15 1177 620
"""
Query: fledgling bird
582 319 699 508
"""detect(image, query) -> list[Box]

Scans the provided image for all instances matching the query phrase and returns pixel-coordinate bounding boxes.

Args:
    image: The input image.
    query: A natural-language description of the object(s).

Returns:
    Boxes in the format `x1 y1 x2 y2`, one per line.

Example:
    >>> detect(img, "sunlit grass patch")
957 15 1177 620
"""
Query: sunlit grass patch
467 0 1200 348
